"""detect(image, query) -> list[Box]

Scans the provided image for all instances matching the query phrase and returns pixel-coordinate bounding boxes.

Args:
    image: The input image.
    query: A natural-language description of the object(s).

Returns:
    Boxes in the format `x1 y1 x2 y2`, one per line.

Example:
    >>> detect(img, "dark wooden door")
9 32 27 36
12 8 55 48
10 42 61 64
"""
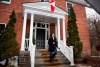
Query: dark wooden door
36 29 45 49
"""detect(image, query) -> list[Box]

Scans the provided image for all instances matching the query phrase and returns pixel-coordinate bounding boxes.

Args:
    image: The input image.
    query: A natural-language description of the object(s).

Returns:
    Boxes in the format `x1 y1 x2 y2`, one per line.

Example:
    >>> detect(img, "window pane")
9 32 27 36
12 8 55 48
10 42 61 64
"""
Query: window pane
33 22 35 27
41 0 44 2
37 23 41 27
42 24 45 28
47 24 49 28
1 0 10 2
67 3 72 13
67 3 72 9
41 0 49 2
47 30 48 40
0 24 5 38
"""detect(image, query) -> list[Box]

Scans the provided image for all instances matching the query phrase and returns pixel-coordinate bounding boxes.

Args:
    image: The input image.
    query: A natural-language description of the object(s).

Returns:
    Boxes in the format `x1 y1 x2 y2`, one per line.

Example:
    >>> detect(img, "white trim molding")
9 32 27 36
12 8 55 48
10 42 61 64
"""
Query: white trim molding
23 2 68 18
0 23 6 27
0 0 11 4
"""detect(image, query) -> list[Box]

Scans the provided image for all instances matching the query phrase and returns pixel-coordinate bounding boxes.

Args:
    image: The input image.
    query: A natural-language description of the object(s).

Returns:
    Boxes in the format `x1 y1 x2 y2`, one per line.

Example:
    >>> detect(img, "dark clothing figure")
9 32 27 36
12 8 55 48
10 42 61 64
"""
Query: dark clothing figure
48 35 58 63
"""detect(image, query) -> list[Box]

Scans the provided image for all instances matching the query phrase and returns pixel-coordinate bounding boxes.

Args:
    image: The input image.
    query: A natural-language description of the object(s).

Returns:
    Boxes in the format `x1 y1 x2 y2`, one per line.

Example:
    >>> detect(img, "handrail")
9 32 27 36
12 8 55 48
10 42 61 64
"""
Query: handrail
24 38 36 67
59 40 74 65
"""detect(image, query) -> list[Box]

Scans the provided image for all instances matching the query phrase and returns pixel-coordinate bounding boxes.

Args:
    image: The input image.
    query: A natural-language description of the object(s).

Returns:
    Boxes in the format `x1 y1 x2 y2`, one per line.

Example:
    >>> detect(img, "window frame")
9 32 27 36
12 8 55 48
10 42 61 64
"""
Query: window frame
1 0 11 4
67 2 73 14
40 0 49 2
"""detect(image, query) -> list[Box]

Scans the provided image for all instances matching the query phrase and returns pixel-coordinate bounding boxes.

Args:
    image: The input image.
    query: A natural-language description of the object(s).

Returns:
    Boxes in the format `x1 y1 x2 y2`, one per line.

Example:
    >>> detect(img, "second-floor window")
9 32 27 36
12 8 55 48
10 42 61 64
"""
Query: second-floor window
41 0 49 2
67 3 72 14
1 0 11 4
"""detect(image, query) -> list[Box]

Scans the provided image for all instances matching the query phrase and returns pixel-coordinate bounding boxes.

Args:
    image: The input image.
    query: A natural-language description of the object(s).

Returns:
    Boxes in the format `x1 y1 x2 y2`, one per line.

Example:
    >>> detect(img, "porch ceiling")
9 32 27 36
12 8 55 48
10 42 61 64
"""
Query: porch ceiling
27 14 57 23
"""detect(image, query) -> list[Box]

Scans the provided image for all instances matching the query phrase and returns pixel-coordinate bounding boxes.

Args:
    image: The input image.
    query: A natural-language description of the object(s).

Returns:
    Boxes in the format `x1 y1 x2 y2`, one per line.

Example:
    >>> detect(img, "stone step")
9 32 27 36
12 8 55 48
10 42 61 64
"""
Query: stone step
41 52 62 55
36 55 66 59
44 58 66 62
35 61 61 66
35 50 73 67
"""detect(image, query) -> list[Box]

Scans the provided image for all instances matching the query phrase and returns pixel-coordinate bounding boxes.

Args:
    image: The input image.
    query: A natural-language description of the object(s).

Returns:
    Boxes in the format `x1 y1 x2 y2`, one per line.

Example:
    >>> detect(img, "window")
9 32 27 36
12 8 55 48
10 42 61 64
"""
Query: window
0 23 6 38
67 3 72 14
40 0 49 2
41 0 45 2
37 23 41 27
1 0 11 4
42 24 45 28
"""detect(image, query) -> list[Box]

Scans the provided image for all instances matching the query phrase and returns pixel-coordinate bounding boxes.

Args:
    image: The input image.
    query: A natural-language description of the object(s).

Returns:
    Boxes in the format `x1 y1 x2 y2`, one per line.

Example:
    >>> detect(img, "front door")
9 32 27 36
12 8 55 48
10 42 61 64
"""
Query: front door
36 29 45 49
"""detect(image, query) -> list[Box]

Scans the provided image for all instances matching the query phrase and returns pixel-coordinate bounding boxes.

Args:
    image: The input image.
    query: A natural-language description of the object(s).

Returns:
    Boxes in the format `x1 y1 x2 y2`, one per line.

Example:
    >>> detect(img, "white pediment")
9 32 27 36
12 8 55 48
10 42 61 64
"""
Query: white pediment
23 2 67 15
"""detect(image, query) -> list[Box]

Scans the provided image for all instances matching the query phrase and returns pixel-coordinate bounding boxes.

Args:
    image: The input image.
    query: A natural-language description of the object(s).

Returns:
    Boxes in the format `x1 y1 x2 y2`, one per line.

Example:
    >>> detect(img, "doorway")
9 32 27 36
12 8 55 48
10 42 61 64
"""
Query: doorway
36 29 45 49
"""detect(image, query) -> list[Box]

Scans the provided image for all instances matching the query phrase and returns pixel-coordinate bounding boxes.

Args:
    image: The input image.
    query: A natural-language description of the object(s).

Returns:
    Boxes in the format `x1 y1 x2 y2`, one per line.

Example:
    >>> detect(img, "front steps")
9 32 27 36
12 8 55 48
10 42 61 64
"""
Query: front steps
35 50 76 67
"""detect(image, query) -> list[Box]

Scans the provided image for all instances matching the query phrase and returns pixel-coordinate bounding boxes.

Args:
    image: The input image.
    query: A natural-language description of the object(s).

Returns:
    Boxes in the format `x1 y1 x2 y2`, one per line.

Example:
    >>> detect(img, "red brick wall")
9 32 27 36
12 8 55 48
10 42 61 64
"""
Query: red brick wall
56 0 66 11
73 4 91 52
0 0 91 52
50 23 55 34
0 0 25 48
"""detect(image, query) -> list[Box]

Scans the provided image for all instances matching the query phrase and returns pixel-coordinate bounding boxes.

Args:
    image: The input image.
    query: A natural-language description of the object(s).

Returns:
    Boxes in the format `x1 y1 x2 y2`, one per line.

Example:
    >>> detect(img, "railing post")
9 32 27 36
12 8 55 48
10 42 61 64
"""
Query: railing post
69 46 74 65
30 45 36 67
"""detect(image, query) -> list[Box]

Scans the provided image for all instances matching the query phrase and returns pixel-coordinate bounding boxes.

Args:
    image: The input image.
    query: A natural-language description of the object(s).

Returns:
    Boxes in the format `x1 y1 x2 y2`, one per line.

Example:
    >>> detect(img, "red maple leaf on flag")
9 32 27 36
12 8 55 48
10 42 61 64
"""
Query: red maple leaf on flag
50 0 55 12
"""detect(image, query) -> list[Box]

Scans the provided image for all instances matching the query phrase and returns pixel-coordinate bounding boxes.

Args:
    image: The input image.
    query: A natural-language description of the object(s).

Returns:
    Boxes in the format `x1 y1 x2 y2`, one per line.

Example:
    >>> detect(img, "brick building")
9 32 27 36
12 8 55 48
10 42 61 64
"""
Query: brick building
0 0 91 66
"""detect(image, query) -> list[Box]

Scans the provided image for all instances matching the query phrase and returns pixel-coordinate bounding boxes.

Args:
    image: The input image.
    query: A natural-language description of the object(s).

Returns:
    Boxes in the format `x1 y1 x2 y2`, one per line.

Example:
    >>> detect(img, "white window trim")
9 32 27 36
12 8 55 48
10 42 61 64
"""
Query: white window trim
40 0 49 2
0 23 6 27
1 0 11 4
66 2 73 14
67 2 73 8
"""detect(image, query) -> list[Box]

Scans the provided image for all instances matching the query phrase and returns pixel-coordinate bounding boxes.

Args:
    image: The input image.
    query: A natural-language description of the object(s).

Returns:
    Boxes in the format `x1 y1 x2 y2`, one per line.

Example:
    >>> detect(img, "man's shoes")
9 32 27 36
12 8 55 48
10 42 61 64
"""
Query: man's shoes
50 60 52 63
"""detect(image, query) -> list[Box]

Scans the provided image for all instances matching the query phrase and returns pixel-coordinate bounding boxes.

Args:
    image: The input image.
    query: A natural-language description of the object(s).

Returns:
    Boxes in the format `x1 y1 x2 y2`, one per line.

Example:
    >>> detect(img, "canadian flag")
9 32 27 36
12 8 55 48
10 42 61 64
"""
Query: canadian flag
50 0 55 12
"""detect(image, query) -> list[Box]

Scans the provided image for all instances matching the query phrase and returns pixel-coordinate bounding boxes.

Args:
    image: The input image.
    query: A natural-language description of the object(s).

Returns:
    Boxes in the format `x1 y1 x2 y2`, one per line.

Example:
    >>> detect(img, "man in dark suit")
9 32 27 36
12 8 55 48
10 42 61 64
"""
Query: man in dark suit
48 33 58 63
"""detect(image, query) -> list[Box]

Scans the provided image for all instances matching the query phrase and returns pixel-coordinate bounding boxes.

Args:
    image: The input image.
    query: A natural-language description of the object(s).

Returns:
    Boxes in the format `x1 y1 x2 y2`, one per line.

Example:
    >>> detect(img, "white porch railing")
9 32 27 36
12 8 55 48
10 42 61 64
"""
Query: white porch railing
25 39 29 50
25 38 36 67
59 40 74 65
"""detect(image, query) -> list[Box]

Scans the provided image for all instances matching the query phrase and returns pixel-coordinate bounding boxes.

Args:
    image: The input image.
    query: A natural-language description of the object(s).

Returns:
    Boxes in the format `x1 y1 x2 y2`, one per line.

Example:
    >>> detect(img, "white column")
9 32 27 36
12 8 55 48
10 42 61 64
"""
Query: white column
55 22 58 39
29 13 34 50
62 18 66 45
57 18 60 47
20 12 27 51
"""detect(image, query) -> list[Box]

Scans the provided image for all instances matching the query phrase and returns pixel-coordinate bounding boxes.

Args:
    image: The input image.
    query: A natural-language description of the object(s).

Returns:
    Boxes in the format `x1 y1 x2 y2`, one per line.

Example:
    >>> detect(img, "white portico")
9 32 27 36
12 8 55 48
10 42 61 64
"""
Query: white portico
20 2 74 67
21 2 67 50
